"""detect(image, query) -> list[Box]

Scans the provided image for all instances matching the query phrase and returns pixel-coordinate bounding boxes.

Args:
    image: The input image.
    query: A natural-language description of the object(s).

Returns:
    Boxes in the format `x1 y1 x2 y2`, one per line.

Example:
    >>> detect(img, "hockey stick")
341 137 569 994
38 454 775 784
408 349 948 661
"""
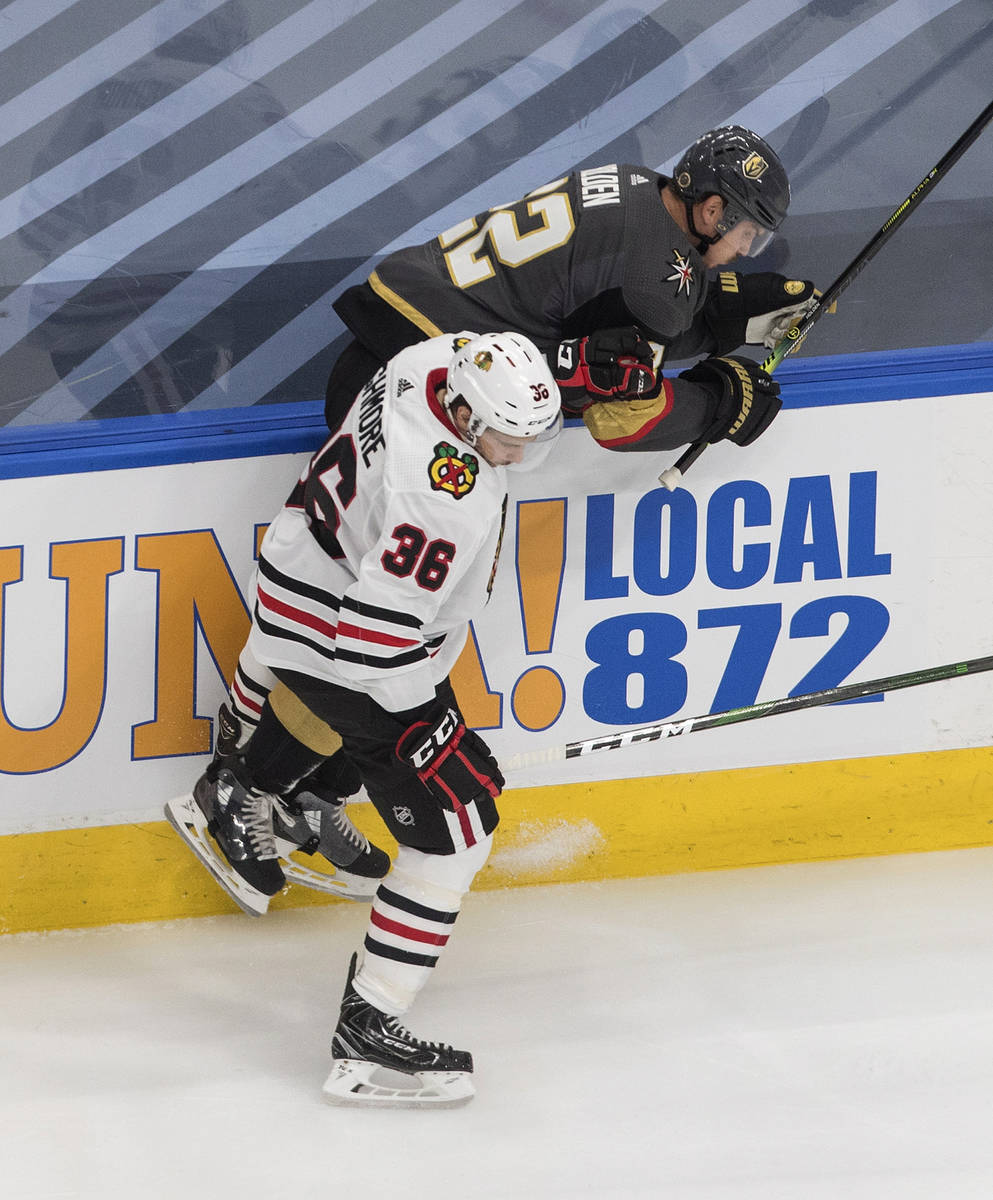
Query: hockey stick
658 98 993 491
501 652 993 772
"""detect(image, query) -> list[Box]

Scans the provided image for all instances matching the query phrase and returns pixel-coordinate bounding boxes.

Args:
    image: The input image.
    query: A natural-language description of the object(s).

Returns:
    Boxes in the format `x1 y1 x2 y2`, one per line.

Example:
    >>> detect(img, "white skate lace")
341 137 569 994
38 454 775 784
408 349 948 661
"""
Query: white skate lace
383 1016 449 1052
328 802 370 852
242 792 279 861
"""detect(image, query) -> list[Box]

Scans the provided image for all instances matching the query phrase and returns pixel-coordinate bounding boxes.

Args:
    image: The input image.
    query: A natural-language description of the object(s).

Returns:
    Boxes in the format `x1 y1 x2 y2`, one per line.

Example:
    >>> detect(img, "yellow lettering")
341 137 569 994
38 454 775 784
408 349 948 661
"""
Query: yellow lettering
450 623 502 730
0 539 124 774
132 531 250 758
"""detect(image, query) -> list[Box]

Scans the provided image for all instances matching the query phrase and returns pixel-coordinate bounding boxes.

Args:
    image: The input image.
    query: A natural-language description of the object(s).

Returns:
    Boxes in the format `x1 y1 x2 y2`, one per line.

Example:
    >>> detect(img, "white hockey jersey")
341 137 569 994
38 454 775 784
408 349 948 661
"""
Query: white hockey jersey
249 334 512 714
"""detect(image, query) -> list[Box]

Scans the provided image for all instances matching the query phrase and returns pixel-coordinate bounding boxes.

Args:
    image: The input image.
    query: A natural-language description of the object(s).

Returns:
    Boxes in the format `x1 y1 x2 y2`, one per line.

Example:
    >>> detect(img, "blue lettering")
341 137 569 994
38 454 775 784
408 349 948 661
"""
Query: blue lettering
632 488 696 596
584 494 628 599
706 481 772 590
774 476 842 583
789 595 890 703
847 472 891 577
584 613 687 723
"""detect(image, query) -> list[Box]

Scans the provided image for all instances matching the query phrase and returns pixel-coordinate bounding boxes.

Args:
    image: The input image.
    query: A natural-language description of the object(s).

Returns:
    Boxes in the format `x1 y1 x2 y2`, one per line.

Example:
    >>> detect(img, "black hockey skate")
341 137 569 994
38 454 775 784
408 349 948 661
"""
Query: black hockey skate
164 756 284 917
216 702 390 901
272 782 390 900
322 954 474 1108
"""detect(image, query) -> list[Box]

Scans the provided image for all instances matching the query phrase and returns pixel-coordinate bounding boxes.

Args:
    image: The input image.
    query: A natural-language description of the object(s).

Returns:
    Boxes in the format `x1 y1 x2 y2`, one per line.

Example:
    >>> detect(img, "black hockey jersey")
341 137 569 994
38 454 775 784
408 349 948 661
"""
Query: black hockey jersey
337 165 711 359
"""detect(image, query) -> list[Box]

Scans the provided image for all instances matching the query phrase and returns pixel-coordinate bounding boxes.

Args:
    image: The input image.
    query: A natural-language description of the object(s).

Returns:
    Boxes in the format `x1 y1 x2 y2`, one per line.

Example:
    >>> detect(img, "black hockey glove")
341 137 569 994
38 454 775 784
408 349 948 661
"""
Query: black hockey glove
553 327 661 414
679 355 782 447
397 705 504 808
705 272 819 354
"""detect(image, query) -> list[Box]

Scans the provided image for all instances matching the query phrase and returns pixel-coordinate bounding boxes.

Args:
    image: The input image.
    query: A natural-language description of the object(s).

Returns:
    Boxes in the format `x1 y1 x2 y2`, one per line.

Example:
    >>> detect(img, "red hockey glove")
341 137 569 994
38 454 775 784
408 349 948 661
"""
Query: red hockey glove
397 706 504 809
553 327 661 413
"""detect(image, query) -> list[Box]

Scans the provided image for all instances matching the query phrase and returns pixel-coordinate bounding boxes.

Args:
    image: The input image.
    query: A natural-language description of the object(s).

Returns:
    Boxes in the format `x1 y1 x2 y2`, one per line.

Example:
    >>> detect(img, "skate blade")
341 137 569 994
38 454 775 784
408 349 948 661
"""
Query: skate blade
321 1059 475 1108
164 794 273 918
273 839 381 902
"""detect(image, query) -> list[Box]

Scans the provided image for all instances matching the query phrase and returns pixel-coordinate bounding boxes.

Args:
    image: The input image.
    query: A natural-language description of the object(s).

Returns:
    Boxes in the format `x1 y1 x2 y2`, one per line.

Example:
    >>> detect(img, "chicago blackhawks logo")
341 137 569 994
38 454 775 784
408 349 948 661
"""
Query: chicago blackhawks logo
429 442 479 499
666 249 694 297
474 350 493 371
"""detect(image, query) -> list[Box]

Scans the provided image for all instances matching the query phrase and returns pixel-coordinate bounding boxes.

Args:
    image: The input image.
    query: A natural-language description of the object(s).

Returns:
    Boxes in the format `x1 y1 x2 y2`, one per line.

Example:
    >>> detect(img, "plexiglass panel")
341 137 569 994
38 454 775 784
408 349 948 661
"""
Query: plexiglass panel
1 0 989 427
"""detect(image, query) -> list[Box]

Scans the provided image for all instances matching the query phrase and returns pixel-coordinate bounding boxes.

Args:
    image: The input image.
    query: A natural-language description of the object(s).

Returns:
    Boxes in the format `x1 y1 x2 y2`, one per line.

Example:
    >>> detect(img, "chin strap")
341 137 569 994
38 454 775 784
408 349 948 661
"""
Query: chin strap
684 200 719 250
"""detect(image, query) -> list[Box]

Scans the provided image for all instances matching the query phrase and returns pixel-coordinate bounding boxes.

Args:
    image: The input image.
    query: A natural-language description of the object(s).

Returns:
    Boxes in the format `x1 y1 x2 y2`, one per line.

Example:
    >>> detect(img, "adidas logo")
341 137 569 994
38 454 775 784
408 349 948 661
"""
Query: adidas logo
630 173 650 186
396 377 414 394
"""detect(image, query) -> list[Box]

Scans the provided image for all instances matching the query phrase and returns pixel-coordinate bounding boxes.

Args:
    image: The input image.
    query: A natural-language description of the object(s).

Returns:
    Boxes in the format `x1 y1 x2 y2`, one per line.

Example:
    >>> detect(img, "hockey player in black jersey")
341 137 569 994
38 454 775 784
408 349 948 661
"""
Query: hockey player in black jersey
326 125 821 458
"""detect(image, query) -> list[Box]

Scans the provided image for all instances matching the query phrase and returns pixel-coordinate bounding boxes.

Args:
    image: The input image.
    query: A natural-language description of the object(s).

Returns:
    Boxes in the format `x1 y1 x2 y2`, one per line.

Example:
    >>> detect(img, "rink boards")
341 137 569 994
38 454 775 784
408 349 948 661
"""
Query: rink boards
2 371 993 932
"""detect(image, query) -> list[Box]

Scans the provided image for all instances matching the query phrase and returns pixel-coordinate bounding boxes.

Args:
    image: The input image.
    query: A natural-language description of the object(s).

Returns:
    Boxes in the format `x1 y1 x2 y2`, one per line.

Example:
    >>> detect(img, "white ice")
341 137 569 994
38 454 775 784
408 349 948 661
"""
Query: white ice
5 847 993 1199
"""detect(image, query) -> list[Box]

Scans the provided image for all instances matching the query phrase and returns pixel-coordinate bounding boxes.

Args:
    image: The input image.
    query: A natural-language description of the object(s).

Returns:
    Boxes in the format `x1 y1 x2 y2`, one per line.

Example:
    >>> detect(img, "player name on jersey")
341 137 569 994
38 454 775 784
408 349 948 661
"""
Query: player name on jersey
579 164 621 207
357 372 386 467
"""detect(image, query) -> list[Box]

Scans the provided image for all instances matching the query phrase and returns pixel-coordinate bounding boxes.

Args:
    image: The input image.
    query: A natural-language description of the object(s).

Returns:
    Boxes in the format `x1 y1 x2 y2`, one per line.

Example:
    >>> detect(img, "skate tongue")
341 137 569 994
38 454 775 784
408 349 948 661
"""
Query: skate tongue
321 1059 474 1108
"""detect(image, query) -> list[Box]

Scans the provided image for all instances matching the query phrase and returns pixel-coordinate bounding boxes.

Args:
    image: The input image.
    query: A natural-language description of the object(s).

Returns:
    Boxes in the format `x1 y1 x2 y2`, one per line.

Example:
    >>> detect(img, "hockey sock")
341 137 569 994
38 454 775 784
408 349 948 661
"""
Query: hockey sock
242 698 325 795
226 645 279 738
354 837 492 1015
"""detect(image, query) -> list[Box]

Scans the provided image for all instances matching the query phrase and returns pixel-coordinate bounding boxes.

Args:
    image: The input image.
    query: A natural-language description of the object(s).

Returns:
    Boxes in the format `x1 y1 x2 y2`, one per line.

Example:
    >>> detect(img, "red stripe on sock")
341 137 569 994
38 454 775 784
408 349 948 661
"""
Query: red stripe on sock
231 678 263 716
370 909 451 946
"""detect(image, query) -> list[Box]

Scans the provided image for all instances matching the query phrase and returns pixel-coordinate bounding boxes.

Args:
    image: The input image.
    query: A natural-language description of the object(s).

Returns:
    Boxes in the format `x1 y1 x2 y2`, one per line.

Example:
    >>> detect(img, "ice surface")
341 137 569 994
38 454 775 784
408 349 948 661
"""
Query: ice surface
4 849 993 1199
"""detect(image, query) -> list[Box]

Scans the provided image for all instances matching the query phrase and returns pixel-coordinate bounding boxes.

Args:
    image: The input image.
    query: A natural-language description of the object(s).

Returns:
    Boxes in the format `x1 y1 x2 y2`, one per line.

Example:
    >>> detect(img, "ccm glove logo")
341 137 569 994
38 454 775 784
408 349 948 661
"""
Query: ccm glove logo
404 708 460 771
397 706 504 809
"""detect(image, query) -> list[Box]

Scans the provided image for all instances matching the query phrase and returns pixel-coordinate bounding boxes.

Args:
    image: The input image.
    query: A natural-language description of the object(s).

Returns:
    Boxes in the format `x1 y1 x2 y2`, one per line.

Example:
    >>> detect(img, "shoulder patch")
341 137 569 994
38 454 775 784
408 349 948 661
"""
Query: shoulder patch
428 442 479 499
666 249 695 298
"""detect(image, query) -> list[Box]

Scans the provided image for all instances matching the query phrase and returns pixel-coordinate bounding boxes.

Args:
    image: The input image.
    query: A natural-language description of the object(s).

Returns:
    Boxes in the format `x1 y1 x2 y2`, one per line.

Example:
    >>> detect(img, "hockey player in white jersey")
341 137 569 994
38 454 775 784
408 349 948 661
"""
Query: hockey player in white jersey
166 331 561 1106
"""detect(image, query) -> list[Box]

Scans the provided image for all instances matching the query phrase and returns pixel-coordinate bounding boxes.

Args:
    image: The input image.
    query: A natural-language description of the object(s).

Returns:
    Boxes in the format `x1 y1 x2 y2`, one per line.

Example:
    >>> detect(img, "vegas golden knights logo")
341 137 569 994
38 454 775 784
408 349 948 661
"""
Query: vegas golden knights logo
742 152 769 180
429 442 478 499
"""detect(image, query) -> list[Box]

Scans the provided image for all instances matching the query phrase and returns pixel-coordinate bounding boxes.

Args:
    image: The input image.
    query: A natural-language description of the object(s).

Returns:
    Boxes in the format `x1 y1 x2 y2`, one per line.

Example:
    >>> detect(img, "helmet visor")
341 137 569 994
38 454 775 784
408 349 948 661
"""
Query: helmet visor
716 204 776 257
502 411 563 472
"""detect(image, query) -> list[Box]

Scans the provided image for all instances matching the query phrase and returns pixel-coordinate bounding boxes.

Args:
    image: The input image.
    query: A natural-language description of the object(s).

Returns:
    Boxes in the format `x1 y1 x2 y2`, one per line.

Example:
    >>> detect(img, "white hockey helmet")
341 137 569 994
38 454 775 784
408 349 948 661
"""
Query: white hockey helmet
446 332 561 446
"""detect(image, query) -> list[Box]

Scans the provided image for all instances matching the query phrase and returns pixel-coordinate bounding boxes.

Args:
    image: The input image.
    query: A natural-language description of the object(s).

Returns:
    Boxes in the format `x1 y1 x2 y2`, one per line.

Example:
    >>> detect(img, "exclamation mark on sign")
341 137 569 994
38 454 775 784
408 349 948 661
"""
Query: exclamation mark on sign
512 499 567 731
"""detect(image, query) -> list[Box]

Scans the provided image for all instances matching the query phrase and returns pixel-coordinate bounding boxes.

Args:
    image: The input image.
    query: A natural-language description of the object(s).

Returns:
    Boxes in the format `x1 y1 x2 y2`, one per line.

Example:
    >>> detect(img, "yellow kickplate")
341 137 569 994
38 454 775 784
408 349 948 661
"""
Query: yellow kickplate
2 745 991 934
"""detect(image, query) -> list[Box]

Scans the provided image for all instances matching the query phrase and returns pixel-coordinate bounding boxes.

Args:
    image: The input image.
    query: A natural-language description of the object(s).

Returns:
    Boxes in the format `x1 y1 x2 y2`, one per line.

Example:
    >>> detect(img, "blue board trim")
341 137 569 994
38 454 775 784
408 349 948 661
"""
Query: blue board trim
0 401 329 480
2 343 991 479
769 341 993 409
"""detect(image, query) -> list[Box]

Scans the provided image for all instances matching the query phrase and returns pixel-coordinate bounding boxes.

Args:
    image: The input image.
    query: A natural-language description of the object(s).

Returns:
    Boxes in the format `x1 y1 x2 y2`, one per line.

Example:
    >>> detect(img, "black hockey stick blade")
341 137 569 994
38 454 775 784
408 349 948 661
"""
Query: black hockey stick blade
501 653 993 772
658 98 993 492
